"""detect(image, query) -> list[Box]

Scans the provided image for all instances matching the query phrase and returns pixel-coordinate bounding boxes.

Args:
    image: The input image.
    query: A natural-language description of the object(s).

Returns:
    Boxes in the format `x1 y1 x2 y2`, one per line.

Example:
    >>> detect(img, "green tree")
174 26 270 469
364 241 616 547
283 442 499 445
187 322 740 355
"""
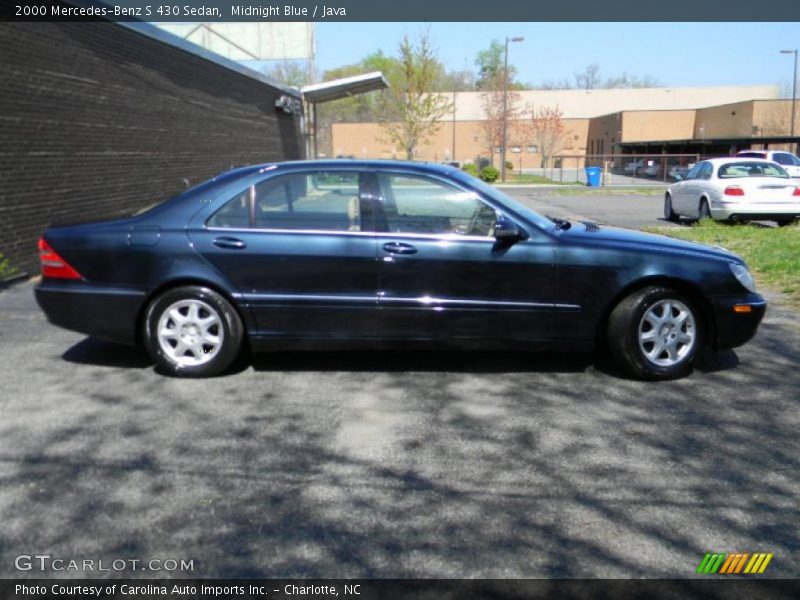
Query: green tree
377 33 453 160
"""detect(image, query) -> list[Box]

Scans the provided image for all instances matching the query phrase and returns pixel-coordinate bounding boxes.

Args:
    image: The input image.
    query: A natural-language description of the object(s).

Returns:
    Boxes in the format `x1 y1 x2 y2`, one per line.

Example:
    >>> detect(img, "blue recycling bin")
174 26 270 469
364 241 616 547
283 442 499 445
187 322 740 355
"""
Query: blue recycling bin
585 166 602 187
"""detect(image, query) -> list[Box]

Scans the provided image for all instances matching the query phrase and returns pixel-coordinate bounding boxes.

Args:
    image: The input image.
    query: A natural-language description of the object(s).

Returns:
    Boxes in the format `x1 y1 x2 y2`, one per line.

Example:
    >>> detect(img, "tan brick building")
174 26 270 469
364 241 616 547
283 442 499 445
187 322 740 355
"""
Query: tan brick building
329 85 799 169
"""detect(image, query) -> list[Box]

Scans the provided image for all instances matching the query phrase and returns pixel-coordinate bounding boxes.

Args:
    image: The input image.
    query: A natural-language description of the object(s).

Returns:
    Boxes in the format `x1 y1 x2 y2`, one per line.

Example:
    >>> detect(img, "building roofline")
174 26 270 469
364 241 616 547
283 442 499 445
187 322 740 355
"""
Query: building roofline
66 1 302 98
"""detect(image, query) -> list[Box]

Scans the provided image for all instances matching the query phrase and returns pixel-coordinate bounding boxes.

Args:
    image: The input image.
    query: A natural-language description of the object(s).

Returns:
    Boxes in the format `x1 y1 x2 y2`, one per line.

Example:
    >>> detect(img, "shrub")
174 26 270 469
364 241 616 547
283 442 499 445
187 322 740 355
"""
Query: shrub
479 165 500 183
461 163 478 177
505 161 514 172
0 254 17 280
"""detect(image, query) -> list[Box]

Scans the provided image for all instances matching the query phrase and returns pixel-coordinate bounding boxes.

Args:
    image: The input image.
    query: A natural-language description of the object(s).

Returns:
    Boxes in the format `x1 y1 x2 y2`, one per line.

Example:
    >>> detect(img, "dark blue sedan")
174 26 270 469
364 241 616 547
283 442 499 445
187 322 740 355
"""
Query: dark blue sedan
35 160 766 379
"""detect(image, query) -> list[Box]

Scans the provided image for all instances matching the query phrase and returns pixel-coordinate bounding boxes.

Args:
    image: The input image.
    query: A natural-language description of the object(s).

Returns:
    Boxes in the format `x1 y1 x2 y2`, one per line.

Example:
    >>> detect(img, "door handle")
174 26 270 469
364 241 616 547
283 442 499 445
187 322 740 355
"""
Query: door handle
382 242 417 255
213 236 247 250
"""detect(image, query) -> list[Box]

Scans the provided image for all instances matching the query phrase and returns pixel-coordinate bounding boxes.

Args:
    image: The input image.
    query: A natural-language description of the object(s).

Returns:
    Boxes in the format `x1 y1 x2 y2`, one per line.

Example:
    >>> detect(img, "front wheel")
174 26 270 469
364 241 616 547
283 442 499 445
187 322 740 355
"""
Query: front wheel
664 194 678 222
144 286 244 377
608 286 703 380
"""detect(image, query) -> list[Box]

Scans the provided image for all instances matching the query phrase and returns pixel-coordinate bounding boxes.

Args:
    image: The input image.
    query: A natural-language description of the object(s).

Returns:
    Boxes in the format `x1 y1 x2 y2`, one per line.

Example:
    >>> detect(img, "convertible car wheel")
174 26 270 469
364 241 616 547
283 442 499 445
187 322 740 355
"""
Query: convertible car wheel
608 286 702 380
144 286 243 377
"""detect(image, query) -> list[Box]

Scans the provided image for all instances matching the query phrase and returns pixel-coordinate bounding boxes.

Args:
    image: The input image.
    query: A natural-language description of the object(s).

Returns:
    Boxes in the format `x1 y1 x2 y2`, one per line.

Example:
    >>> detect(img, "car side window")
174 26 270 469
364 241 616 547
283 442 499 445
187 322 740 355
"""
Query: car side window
376 173 496 237
207 190 251 229
698 163 713 180
253 171 362 232
684 164 702 180
773 153 792 166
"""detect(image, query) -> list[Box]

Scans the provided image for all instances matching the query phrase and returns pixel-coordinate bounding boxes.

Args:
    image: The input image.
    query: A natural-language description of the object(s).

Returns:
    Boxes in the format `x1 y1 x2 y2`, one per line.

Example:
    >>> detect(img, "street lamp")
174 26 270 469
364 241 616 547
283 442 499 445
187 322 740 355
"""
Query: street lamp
501 36 524 182
780 49 798 154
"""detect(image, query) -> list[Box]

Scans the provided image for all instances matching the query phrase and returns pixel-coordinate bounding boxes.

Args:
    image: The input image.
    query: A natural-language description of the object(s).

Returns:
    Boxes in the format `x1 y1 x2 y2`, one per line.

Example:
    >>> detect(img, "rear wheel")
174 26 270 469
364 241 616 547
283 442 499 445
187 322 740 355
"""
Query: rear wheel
144 286 243 377
698 199 711 221
608 286 702 380
776 218 796 227
664 194 678 222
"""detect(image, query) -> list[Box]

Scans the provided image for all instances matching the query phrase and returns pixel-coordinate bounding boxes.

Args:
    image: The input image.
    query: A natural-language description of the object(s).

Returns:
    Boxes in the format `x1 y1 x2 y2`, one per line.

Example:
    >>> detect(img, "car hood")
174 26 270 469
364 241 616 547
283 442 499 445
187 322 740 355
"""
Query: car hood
558 221 742 263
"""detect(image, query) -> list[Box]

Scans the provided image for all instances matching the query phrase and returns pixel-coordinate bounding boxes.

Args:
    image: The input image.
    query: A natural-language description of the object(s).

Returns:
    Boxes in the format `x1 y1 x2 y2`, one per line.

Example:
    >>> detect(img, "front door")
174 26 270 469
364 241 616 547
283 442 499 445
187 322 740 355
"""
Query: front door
188 169 379 340
373 171 556 342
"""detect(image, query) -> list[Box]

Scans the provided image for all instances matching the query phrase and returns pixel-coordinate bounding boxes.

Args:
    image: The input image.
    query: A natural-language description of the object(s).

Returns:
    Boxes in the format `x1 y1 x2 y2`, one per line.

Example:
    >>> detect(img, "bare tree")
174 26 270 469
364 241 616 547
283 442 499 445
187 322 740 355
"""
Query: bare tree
480 88 527 164
525 106 569 168
575 64 601 90
378 33 453 160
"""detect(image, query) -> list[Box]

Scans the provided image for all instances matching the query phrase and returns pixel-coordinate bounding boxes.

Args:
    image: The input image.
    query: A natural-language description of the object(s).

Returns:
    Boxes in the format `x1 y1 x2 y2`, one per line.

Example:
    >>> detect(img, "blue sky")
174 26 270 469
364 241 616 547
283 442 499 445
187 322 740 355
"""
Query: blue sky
314 22 800 90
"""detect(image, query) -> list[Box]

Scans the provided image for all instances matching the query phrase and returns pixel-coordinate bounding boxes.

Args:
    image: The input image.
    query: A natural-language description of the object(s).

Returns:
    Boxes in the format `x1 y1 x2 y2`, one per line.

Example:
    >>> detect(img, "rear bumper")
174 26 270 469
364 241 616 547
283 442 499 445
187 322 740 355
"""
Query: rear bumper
710 292 766 350
710 200 800 221
35 281 145 345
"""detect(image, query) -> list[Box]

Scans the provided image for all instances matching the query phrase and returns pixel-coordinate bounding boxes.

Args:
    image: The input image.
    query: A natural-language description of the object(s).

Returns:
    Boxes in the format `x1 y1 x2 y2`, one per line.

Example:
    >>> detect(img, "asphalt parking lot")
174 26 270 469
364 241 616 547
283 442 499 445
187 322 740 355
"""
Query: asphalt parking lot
503 185 676 229
1 192 799 579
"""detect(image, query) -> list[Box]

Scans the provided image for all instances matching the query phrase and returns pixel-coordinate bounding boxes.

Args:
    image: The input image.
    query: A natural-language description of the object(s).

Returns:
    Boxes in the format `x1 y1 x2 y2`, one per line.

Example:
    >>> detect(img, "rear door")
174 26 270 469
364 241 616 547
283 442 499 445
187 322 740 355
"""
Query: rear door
188 169 379 339
372 170 556 342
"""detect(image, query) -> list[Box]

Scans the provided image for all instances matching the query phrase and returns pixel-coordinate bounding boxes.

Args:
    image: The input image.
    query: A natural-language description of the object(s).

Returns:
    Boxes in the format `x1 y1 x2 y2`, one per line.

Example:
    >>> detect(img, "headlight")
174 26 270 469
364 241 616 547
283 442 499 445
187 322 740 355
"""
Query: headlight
729 263 757 293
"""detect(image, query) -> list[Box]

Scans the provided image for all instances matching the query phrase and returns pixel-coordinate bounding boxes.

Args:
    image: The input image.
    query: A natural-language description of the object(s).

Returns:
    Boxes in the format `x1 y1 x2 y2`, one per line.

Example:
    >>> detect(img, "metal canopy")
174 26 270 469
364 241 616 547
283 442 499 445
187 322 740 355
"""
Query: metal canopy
301 72 388 104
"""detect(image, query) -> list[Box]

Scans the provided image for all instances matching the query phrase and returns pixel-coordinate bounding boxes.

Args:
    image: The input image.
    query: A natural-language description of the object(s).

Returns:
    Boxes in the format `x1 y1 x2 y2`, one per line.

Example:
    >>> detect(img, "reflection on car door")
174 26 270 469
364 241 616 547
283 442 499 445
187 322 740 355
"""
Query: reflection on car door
189 169 379 340
373 171 557 342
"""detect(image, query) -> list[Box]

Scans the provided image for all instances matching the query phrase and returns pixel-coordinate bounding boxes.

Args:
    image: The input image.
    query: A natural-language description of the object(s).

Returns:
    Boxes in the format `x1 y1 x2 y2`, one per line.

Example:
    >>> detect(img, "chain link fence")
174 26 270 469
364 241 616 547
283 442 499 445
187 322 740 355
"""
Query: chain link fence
544 154 703 186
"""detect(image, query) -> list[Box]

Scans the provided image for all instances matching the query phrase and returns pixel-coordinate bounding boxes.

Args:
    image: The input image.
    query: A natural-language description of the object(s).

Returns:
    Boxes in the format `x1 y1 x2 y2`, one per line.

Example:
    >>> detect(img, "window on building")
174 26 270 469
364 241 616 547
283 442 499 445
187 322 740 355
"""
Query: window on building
376 174 496 237
526 144 539 153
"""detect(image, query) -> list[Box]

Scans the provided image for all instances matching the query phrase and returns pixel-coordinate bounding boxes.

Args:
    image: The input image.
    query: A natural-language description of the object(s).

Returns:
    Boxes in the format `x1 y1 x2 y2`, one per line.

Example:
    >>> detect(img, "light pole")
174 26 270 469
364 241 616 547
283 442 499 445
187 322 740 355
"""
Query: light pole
780 49 798 154
501 36 524 182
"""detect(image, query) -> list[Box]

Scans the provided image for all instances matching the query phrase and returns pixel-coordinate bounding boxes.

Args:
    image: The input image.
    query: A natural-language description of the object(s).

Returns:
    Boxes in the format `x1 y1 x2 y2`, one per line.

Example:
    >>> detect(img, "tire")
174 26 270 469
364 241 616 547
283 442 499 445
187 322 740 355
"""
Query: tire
664 194 678 222
608 286 703 380
776 218 796 227
143 285 244 377
698 198 711 221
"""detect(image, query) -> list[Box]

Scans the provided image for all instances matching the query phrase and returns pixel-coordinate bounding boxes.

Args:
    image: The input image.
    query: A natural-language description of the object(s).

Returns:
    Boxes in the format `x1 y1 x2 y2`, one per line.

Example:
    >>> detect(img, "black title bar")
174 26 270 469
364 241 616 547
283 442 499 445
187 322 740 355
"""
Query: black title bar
3 0 800 22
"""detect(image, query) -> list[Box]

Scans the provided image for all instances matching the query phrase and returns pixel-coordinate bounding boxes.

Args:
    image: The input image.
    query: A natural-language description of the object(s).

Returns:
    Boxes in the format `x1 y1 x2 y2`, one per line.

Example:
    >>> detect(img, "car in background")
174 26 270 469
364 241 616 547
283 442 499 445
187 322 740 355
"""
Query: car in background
736 150 800 178
624 159 646 175
36 160 766 381
665 157 800 226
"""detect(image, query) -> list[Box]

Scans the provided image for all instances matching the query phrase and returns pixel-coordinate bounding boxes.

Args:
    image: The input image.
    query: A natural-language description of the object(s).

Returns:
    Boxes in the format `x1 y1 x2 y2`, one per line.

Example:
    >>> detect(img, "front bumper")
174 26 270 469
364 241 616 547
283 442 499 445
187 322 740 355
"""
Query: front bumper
710 292 767 350
35 281 146 345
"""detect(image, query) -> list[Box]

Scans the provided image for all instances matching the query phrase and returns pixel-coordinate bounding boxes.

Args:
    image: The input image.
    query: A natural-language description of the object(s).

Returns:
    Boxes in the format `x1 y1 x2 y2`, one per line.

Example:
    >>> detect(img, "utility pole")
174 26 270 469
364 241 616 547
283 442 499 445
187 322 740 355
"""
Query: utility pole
780 49 798 154
501 36 524 182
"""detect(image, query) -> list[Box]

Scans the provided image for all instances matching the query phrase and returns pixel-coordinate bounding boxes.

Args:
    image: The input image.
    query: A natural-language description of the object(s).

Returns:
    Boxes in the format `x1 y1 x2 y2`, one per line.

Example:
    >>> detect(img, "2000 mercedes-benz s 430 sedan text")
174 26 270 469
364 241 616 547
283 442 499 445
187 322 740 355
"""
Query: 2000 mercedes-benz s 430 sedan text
35 160 766 379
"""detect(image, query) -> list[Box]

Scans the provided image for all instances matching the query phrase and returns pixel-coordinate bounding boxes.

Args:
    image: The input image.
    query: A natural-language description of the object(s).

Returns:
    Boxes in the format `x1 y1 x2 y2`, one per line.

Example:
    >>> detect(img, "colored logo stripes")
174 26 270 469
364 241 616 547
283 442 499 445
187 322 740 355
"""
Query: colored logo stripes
697 552 773 574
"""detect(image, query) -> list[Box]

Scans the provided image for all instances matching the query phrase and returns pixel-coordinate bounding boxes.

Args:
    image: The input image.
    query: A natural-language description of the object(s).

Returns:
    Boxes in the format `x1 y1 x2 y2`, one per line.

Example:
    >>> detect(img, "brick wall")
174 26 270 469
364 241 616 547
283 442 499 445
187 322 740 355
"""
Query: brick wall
0 20 303 276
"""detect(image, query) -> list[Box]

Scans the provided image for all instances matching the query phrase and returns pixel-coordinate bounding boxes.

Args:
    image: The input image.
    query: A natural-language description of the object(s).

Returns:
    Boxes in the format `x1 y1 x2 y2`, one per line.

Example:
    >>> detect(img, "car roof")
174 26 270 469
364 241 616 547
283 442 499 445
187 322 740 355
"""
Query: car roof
222 159 460 177
704 157 777 164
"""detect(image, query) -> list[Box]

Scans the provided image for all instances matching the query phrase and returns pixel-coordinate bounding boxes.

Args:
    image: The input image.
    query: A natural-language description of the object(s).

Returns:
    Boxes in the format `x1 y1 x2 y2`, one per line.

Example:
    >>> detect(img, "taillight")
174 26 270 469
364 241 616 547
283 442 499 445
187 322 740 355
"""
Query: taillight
724 186 745 197
38 238 82 280
794 187 800 197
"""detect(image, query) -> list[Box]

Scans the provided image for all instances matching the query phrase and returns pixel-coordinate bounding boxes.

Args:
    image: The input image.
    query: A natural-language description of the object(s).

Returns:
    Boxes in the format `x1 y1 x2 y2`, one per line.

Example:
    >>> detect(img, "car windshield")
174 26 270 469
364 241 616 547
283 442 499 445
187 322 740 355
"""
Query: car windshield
450 170 555 230
718 162 789 179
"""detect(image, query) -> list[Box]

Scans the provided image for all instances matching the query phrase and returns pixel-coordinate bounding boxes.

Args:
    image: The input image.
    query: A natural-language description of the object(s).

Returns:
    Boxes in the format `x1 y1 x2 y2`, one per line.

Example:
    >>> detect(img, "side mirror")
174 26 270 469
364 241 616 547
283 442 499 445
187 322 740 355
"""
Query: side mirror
494 214 525 242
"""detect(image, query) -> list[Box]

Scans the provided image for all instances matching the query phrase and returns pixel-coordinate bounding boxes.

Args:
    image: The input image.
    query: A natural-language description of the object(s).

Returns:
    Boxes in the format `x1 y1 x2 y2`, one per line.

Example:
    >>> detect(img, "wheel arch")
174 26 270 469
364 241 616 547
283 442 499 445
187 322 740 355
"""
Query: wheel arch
595 275 716 350
135 278 250 345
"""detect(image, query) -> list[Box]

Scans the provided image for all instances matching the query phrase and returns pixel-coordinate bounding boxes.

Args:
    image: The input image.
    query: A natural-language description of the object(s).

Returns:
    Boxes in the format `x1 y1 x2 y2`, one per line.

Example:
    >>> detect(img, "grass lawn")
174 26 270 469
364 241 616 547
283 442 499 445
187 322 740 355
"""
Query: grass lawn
502 173 579 185
643 220 800 304
545 186 668 196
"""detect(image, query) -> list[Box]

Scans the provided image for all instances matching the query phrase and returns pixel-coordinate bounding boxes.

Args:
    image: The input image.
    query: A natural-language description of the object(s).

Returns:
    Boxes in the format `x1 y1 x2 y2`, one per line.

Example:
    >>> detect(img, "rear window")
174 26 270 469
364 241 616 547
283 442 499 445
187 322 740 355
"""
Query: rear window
718 162 789 179
737 152 767 159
